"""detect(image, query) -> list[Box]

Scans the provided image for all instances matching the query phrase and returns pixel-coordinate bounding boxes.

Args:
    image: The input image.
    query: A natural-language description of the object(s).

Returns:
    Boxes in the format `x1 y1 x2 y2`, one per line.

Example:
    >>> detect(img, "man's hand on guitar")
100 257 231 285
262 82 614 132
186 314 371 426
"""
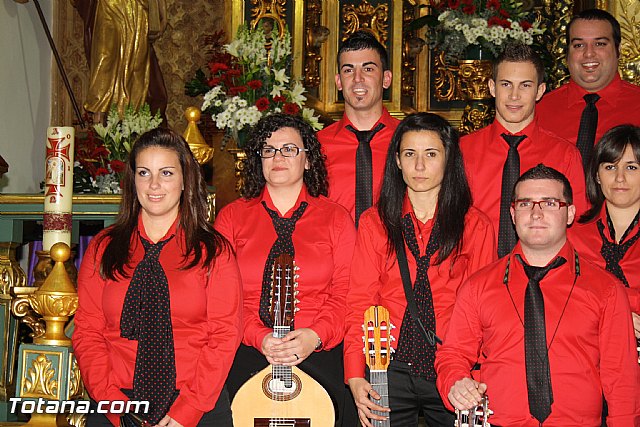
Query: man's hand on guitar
448 377 487 411
261 328 320 365
632 312 640 338
348 377 390 427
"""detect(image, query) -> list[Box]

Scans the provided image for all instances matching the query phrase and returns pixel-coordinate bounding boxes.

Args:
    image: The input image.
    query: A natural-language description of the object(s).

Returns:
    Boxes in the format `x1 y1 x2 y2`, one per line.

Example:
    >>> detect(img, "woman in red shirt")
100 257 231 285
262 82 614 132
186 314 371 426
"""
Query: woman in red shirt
74 128 243 427
570 124 640 354
344 113 496 427
215 114 356 426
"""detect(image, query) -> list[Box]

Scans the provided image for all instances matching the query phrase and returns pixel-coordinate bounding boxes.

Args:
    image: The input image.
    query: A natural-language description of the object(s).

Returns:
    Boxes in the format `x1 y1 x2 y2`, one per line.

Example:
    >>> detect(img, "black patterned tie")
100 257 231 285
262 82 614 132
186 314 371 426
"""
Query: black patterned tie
576 93 600 172
121 235 176 424
259 201 308 328
395 214 440 378
517 254 566 424
346 123 385 228
498 134 527 258
597 215 640 288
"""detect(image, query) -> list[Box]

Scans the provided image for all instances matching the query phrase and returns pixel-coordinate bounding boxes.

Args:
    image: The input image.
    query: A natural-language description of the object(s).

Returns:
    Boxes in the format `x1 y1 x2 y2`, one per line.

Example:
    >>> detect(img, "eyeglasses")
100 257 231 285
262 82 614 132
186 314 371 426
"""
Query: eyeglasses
258 146 309 158
511 199 569 211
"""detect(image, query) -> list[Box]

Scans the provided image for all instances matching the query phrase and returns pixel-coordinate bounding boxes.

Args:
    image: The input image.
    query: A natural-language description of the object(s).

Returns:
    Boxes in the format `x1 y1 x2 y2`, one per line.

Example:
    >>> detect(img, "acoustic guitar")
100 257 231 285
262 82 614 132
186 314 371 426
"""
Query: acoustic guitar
363 305 394 427
454 396 493 427
231 254 335 426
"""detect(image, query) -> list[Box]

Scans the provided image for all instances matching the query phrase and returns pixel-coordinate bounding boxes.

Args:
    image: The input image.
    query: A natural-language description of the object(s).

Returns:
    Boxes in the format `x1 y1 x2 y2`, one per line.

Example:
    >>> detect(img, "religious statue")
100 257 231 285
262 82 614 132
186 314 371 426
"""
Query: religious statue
71 0 168 123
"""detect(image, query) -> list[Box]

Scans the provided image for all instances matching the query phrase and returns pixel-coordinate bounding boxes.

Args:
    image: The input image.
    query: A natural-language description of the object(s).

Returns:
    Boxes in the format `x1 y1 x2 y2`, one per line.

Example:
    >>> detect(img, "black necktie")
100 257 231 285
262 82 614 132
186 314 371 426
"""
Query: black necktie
517 254 566 424
259 201 308 328
121 235 176 424
395 214 440 378
576 93 600 172
597 211 640 287
498 134 527 257
346 123 385 227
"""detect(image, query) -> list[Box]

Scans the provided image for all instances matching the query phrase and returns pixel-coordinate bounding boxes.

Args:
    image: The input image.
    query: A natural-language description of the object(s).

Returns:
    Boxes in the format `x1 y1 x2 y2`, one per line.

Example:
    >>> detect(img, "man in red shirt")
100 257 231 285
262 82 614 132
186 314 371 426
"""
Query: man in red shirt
460 43 586 257
317 30 399 226
436 164 640 426
537 9 640 166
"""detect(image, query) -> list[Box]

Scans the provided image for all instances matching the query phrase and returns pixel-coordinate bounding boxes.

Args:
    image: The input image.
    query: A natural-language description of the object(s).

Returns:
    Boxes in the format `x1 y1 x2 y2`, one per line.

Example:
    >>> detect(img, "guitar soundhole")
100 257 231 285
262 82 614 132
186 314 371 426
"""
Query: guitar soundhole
254 419 310 426
261 372 302 401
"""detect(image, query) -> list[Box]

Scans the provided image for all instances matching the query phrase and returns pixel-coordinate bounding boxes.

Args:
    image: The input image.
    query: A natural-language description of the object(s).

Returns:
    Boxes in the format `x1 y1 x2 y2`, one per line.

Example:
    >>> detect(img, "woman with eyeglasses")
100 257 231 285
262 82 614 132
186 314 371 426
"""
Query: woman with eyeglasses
214 113 357 426
344 113 496 427
569 124 640 349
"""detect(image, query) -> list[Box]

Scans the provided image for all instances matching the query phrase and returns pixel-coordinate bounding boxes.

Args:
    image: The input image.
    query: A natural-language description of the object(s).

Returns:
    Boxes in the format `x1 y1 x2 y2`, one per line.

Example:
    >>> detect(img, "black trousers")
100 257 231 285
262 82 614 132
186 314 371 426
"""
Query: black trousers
226 343 357 427
386 361 454 427
86 387 232 427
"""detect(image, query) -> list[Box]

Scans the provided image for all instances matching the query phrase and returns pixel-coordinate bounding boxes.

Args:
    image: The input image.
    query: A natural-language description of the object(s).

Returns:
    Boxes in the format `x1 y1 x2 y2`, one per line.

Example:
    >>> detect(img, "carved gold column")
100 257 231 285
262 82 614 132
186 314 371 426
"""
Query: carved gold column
457 58 495 135
12 243 82 426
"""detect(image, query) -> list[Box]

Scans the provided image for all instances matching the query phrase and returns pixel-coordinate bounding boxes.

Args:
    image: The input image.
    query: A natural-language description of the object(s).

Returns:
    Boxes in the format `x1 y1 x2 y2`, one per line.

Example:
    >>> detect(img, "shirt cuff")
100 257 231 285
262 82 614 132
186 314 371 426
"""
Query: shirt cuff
166 395 205 427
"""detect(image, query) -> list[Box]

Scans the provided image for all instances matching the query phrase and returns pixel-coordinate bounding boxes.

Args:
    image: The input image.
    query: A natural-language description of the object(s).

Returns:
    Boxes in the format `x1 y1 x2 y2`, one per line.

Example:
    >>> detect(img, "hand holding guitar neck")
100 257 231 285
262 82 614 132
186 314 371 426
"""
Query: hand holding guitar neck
262 327 321 366
454 395 493 427
448 377 488 411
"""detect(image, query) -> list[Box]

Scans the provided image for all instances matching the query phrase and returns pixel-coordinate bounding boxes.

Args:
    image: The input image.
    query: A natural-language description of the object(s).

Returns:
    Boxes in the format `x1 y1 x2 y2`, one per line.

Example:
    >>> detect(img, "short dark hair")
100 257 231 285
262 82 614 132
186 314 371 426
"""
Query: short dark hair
566 9 621 53
242 113 328 199
580 124 640 223
337 30 389 71
512 163 573 204
493 42 545 84
378 112 471 264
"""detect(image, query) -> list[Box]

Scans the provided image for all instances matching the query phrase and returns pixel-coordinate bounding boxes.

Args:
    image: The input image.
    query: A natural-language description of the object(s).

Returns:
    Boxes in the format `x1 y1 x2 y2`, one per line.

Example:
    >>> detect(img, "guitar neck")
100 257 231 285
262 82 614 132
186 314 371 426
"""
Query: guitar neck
369 370 390 427
273 326 290 339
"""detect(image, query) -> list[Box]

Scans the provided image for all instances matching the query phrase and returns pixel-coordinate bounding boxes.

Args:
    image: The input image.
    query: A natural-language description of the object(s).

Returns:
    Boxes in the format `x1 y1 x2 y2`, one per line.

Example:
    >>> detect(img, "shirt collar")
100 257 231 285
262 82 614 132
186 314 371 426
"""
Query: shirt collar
566 73 622 108
136 214 179 243
258 185 310 218
401 192 436 231
490 117 538 143
334 107 395 139
510 239 577 276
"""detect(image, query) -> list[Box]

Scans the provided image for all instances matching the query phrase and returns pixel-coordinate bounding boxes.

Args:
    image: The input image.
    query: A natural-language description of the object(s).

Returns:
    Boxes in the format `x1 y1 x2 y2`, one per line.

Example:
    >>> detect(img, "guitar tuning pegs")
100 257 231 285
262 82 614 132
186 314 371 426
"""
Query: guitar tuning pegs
294 298 300 305
294 290 299 296
294 307 300 313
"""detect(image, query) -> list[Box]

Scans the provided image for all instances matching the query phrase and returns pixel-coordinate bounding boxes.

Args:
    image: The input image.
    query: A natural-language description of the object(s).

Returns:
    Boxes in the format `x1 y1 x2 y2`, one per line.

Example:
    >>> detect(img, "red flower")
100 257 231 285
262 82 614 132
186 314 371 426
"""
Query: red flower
488 16 502 26
208 62 229 74
272 95 286 103
282 103 300 115
207 77 221 87
486 0 500 9
91 146 109 158
520 20 532 31
96 167 109 176
110 160 126 173
447 0 460 9
247 80 263 90
255 97 270 111
228 86 248 96
462 4 476 14
498 8 510 18
226 68 242 77
500 18 511 28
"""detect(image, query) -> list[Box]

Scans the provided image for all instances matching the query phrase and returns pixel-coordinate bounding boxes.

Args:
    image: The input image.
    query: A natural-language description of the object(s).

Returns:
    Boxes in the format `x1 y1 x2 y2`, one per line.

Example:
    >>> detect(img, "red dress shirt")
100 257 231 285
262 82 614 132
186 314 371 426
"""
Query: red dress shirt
73 216 243 427
317 108 400 220
435 241 640 426
537 74 640 146
344 198 496 381
569 203 640 313
214 186 356 352
460 118 587 244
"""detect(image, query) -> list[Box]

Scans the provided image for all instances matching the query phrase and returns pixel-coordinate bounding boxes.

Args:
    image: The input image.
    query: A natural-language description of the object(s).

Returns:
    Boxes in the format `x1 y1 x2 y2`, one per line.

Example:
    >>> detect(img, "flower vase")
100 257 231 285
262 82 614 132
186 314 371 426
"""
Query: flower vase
457 45 495 135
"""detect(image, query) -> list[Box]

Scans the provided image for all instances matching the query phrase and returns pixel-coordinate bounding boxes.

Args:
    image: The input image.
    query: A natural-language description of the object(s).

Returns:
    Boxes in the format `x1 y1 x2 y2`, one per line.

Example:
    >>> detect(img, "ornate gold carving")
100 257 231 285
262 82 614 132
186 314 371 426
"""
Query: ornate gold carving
433 51 460 101
617 0 640 84
12 290 46 339
22 354 59 399
402 1 425 99
227 149 247 196
342 0 389 45
304 0 329 88
183 107 214 165
540 0 572 90
249 0 287 37
458 60 493 100
68 357 83 399
33 250 77 289
459 102 494 136
67 412 87 427
0 243 26 295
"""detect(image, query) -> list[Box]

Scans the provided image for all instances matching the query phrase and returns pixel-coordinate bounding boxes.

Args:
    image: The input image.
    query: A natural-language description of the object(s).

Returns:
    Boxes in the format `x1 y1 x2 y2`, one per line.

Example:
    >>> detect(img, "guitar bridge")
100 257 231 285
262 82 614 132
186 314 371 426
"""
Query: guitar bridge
254 418 310 426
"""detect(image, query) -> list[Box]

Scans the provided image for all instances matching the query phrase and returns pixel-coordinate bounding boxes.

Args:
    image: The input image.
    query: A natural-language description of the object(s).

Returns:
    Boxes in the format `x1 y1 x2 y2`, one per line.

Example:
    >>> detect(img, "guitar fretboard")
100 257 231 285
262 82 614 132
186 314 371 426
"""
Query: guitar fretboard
370 370 390 427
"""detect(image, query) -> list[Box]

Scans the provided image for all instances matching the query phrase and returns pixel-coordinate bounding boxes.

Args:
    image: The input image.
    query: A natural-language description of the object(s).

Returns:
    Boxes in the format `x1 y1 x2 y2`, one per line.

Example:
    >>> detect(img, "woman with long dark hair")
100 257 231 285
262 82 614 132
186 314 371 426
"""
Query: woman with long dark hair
74 128 242 427
570 124 640 348
344 113 495 426
214 113 357 425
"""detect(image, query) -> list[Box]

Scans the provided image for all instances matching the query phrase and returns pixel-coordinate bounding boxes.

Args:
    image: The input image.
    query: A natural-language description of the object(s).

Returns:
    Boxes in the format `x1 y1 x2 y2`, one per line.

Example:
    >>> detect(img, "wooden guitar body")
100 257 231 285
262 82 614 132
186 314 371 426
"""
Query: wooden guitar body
231 365 335 426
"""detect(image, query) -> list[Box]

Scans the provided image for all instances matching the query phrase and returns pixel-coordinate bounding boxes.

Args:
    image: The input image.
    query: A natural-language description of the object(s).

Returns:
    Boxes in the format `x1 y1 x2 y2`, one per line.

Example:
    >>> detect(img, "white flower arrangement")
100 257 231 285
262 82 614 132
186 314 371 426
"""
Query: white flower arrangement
200 24 323 147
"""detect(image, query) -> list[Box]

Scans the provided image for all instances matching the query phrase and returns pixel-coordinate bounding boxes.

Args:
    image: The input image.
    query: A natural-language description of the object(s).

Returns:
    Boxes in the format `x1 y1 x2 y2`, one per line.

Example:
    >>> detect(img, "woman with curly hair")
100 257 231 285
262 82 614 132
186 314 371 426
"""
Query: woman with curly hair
74 128 242 427
215 114 356 426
